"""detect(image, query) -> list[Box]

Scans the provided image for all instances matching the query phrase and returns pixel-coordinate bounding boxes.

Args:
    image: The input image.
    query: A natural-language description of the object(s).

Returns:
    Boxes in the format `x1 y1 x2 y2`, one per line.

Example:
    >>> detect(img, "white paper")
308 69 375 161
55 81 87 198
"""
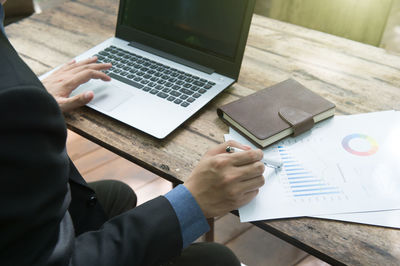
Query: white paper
225 111 400 225
314 210 400 229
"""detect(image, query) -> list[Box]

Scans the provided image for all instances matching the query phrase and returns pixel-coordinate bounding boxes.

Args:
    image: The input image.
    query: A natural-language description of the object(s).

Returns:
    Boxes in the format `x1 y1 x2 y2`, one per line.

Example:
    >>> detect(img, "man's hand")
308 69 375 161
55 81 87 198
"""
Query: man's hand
41 57 112 113
184 140 265 218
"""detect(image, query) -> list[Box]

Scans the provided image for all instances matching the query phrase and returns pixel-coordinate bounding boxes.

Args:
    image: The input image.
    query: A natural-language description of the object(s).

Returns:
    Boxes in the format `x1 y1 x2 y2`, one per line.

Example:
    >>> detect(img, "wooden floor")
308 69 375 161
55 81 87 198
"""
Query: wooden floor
67 130 329 266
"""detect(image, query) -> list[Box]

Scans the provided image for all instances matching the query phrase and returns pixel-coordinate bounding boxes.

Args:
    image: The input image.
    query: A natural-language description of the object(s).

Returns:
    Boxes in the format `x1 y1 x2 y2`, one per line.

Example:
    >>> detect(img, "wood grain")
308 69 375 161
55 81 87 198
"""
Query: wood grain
6 0 400 265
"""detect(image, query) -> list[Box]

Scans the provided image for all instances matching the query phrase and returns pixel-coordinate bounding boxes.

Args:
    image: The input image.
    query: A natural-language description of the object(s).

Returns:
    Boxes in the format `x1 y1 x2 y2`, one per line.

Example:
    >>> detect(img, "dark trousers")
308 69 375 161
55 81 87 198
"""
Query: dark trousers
88 180 241 266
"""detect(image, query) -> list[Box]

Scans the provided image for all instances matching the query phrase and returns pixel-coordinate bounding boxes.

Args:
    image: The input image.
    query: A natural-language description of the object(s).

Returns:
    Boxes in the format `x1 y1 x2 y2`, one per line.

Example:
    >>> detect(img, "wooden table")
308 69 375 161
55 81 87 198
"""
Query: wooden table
6 0 400 265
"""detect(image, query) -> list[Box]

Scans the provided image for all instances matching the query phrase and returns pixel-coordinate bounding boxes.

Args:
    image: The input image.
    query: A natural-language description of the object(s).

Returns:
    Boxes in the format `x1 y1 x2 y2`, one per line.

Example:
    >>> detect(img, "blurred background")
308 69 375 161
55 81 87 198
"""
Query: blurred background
4 0 400 54
254 0 400 52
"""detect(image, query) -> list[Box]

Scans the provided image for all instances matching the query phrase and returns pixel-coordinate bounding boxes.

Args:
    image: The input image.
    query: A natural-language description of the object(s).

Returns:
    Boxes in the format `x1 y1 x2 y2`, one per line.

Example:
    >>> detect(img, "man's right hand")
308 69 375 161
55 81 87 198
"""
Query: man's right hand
184 140 265 218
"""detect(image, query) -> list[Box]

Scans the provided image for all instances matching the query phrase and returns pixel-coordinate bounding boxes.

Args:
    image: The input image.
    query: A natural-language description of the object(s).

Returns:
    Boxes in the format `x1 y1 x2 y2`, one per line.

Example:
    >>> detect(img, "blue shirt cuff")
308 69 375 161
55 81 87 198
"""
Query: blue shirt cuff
164 184 210 248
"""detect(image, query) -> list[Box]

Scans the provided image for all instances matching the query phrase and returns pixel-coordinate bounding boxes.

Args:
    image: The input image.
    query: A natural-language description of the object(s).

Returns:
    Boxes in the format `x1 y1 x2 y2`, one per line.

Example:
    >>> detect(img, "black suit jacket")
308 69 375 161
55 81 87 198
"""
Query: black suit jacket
0 29 182 265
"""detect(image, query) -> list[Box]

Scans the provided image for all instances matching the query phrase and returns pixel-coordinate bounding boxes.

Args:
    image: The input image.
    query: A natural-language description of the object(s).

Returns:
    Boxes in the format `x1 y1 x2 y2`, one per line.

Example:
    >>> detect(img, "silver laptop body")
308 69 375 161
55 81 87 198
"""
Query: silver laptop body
70 0 255 139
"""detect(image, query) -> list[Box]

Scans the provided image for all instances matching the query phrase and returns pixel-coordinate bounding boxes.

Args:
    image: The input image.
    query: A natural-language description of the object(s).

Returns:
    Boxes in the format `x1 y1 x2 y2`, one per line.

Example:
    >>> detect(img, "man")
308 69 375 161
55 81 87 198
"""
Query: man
0 1 265 265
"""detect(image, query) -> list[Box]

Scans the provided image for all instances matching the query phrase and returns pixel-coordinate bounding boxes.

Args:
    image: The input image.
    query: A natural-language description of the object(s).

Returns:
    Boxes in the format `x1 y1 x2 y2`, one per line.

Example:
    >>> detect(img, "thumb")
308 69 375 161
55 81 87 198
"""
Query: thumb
61 91 94 112
208 140 252 156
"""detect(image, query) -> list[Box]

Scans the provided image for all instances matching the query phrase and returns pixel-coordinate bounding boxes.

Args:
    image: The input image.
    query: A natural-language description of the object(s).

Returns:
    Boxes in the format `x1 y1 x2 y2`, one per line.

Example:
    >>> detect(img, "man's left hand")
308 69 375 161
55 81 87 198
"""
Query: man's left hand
42 57 111 112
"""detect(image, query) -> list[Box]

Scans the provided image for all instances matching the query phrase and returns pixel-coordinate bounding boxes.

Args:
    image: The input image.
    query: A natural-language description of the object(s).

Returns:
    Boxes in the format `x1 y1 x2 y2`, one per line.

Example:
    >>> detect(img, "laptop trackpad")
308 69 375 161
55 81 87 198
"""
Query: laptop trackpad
88 83 132 112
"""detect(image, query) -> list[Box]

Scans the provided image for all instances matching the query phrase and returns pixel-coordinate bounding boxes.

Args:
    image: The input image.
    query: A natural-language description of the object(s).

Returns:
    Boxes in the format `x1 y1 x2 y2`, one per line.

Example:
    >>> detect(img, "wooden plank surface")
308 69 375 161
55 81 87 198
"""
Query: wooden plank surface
6 0 400 265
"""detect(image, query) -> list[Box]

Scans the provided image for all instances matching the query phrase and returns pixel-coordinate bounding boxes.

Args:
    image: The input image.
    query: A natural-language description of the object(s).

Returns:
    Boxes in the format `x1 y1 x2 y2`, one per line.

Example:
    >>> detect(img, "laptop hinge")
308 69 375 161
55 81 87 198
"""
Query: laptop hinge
128 41 215 75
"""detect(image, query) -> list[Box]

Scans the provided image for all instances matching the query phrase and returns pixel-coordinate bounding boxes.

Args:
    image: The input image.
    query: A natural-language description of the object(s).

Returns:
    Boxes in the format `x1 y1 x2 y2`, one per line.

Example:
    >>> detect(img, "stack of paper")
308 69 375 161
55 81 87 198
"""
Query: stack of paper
224 111 400 228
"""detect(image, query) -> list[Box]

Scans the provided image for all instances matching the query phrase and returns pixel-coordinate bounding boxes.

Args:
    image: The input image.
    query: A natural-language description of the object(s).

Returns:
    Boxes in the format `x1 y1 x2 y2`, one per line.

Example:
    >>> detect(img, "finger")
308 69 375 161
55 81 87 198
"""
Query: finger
230 189 260 210
68 69 111 89
63 57 99 72
73 56 99 67
239 189 260 206
52 59 77 74
239 175 265 193
70 62 112 74
207 140 253 156
228 149 264 167
60 91 94 112
232 161 265 182
225 140 253 151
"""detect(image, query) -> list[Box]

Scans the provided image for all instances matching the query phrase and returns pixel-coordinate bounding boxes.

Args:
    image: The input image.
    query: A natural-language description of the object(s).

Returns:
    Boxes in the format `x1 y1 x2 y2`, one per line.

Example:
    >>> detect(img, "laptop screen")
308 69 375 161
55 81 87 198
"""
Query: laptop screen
121 0 248 61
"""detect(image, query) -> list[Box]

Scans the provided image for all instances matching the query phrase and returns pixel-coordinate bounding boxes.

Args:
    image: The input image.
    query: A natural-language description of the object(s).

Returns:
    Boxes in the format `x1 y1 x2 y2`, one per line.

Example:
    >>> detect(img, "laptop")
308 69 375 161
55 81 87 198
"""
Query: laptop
69 0 256 139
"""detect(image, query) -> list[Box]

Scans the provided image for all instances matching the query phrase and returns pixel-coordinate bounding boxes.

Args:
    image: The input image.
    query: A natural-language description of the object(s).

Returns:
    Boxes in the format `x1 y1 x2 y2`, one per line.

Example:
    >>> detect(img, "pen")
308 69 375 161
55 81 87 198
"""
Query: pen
225 146 282 169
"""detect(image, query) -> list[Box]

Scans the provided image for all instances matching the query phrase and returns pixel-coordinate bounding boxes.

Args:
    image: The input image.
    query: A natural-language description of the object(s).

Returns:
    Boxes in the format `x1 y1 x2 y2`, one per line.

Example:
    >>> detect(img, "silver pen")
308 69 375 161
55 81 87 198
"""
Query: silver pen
226 146 282 169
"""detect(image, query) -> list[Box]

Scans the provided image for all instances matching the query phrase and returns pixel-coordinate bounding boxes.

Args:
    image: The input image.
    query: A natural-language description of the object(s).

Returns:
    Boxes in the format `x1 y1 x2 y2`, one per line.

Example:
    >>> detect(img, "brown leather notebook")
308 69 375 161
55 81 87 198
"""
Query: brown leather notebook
217 79 336 148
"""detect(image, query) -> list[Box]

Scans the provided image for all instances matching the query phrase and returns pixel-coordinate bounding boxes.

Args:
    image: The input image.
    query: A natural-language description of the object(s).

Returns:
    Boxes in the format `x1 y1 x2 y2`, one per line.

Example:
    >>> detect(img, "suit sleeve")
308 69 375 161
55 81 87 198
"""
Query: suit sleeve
71 196 182 266
0 85 183 265
0 85 71 265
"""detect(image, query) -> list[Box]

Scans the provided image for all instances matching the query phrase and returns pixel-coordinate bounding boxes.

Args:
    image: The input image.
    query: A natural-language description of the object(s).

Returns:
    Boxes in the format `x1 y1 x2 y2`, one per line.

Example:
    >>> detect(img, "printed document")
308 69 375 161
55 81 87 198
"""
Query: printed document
225 111 400 224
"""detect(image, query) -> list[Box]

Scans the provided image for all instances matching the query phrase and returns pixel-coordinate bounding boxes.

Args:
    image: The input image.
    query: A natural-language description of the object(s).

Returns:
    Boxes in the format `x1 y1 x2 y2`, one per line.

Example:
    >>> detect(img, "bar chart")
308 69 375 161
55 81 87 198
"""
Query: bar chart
277 145 343 199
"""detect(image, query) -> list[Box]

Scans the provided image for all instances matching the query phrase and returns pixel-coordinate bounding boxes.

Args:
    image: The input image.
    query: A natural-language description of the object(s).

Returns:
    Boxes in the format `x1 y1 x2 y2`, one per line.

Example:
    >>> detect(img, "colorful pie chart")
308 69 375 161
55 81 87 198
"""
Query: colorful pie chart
341 134 378 156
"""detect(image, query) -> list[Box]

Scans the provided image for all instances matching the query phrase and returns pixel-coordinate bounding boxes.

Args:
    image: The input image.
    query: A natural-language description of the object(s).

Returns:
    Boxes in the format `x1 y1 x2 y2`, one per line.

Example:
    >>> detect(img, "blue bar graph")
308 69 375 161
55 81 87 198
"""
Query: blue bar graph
285 168 306 172
287 176 314 180
277 145 341 198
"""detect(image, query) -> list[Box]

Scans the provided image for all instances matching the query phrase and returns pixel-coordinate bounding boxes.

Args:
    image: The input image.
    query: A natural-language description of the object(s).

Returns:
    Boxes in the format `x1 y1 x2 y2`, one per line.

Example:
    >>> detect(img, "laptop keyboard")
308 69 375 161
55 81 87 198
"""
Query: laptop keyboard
94 46 216 108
